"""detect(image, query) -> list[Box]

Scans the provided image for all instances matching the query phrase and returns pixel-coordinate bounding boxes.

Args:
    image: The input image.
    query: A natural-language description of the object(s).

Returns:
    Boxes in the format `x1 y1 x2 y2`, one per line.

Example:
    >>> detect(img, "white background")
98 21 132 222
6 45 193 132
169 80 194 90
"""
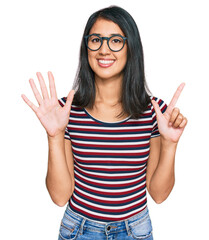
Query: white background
0 0 208 239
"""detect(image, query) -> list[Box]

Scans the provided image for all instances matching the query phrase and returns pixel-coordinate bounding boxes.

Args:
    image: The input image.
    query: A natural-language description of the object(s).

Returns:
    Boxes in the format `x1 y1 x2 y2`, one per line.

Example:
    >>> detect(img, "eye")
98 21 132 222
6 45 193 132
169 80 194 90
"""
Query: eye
92 38 100 43
111 36 123 44
90 36 101 43
112 39 122 43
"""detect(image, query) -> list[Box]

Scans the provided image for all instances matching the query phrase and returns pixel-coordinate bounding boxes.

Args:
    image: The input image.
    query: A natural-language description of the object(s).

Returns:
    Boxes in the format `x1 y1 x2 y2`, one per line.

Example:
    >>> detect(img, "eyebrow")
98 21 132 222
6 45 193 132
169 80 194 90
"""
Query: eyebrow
92 33 124 36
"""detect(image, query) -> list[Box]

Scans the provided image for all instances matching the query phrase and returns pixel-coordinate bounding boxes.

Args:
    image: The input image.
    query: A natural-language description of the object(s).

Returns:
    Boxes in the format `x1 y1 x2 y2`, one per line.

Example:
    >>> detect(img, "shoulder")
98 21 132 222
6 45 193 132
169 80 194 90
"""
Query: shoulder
149 95 167 114
58 97 81 110
58 97 67 107
150 95 167 105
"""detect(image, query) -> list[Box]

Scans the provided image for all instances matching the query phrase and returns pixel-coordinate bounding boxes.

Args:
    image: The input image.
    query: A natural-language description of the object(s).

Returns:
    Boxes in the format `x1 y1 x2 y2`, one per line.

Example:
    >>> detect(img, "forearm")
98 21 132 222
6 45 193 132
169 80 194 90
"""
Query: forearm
46 133 73 206
149 138 177 203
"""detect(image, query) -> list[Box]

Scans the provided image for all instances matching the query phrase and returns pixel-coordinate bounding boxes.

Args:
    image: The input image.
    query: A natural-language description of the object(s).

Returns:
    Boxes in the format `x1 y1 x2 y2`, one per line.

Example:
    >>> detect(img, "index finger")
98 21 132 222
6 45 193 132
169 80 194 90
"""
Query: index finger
167 83 185 113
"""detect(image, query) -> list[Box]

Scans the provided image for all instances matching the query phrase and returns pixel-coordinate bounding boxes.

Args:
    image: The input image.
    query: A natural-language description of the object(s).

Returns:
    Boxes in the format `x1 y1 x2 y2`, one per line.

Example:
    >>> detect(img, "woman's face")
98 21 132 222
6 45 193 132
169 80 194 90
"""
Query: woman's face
87 18 127 81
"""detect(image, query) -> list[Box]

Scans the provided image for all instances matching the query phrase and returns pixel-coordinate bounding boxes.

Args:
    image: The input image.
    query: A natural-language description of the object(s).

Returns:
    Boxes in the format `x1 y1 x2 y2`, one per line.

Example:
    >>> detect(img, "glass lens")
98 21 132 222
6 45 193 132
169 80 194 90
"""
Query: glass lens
109 36 124 51
87 35 102 50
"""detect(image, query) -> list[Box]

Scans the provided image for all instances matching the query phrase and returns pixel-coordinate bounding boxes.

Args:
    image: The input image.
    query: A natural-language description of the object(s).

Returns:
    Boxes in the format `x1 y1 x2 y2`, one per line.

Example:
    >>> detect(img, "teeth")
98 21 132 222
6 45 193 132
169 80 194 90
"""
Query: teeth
99 60 114 64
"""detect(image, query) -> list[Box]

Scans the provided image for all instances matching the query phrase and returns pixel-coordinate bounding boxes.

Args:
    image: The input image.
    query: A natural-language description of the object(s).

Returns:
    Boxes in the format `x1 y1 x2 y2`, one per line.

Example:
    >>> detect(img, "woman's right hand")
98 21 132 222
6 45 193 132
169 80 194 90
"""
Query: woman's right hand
21 71 75 138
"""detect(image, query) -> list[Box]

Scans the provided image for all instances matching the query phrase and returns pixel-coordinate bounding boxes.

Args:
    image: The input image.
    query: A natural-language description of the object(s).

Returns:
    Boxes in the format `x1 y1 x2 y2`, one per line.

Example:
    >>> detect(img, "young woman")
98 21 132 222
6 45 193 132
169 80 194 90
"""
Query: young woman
22 6 187 240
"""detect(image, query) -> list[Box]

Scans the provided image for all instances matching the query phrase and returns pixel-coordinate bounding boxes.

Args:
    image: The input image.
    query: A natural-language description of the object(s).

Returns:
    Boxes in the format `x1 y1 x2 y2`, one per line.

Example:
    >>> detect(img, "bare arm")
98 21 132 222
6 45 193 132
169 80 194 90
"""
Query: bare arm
46 135 74 206
22 71 75 206
146 137 177 203
146 83 188 203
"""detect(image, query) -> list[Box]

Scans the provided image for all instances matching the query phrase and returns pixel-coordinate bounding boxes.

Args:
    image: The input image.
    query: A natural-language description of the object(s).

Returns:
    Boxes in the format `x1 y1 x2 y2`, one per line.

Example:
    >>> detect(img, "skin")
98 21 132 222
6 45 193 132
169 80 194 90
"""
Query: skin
85 18 129 120
147 83 188 203
21 18 187 206
88 18 127 85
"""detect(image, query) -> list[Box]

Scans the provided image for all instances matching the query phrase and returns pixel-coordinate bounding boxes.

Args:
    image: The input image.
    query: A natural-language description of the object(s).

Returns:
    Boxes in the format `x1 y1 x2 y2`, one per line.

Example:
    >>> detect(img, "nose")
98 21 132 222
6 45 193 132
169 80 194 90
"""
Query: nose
99 39 111 55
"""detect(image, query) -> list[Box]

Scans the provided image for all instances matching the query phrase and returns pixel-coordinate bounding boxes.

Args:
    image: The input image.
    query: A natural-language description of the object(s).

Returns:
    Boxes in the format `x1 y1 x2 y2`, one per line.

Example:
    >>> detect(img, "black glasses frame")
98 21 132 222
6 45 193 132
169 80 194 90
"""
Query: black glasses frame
84 34 127 52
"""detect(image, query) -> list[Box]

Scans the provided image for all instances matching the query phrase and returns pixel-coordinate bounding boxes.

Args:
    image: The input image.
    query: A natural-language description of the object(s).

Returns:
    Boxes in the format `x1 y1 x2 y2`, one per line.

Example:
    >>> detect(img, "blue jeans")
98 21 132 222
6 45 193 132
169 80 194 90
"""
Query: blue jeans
58 205 153 240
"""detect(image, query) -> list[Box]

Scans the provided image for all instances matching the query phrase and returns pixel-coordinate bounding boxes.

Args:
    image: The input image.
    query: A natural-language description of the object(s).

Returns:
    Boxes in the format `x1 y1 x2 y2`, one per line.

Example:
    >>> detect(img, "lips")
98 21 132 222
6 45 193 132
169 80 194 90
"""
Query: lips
97 59 115 68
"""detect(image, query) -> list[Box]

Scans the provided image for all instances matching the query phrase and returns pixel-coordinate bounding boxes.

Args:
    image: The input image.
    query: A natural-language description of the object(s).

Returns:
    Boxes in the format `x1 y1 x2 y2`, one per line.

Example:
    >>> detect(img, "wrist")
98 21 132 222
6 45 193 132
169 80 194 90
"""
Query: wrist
160 137 178 150
47 131 65 142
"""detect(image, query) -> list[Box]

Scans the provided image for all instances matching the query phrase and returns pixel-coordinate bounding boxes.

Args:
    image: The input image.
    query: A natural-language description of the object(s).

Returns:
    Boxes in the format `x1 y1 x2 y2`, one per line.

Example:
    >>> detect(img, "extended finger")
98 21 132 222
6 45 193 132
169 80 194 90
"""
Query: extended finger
36 72 49 99
151 99 163 119
64 89 75 113
29 78 43 105
167 83 185 114
21 94 38 113
48 71 57 99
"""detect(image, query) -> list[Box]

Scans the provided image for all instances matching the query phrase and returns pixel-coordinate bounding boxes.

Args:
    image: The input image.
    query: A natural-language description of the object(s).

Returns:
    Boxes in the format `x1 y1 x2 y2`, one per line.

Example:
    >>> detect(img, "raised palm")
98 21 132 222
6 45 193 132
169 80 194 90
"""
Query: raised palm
21 72 75 137
151 83 187 143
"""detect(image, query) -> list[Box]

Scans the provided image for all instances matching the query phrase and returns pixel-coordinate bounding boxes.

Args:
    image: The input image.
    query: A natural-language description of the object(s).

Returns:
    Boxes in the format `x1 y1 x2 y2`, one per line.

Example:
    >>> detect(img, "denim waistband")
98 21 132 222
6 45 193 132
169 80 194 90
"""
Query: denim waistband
65 205 149 234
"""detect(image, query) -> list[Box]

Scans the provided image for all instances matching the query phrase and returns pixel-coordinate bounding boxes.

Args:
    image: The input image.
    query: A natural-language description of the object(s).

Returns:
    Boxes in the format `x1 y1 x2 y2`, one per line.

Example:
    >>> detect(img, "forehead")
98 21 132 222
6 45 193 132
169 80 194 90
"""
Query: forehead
89 18 125 36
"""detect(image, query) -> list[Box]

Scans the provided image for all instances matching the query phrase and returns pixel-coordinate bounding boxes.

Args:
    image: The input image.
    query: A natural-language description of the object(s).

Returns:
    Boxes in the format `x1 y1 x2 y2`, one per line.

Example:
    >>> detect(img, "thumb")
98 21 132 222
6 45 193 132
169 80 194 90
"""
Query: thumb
64 89 75 113
151 100 163 120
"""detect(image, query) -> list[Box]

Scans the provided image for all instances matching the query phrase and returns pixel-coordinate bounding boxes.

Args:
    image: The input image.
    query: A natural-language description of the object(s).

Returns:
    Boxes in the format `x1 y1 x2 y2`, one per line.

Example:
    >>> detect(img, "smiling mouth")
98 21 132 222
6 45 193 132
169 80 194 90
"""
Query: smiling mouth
97 59 115 68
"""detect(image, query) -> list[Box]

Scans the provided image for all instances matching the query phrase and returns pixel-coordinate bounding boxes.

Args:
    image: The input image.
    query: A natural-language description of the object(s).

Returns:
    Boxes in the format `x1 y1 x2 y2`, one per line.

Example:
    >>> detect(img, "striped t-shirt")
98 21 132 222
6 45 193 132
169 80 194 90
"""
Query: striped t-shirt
58 96 167 222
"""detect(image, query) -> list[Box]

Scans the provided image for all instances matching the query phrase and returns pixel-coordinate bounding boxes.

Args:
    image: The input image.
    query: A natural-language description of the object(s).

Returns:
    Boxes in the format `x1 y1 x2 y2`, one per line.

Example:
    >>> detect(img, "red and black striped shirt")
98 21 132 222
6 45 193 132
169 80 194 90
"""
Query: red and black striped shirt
58 96 167 222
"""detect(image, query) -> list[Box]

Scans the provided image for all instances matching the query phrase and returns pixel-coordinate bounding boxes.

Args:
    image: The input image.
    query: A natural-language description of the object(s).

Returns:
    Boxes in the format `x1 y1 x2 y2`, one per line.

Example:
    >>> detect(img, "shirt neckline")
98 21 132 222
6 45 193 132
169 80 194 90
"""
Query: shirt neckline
83 108 131 125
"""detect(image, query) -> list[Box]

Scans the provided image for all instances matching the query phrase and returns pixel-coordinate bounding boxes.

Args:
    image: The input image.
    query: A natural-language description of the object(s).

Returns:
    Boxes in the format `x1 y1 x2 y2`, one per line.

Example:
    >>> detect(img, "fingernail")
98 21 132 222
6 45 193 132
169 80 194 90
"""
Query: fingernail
169 122 172 126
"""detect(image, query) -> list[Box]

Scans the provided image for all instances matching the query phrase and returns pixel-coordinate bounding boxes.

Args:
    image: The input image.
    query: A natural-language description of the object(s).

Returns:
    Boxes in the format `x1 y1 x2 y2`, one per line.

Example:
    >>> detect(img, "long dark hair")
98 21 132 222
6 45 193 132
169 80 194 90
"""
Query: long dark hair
72 5 151 119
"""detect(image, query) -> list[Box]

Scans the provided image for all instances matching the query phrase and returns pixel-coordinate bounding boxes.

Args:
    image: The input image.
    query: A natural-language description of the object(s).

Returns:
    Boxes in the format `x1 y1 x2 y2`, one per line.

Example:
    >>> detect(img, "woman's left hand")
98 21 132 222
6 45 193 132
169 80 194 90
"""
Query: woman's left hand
151 83 188 143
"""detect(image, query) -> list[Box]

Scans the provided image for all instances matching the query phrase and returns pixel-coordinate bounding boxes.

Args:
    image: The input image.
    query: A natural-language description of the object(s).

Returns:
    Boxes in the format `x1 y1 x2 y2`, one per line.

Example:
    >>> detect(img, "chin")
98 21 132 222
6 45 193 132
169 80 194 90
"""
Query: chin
95 72 122 81
94 67 124 80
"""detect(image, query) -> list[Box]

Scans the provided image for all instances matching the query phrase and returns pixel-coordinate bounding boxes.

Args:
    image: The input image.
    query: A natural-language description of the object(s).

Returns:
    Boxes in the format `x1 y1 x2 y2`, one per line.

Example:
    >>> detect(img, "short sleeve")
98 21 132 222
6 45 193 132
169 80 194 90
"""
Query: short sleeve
58 97 71 141
151 97 167 138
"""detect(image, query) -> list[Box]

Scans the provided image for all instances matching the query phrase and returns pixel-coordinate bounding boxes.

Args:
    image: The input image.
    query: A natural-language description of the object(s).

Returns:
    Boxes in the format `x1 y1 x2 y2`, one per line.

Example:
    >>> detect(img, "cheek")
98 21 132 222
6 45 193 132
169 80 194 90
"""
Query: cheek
120 46 127 64
88 51 97 69
123 54 127 65
118 52 127 69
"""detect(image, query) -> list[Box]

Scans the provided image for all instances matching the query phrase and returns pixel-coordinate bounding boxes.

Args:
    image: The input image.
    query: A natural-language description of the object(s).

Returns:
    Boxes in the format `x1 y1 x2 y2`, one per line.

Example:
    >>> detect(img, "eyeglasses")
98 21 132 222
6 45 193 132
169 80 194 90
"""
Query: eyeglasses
84 34 127 52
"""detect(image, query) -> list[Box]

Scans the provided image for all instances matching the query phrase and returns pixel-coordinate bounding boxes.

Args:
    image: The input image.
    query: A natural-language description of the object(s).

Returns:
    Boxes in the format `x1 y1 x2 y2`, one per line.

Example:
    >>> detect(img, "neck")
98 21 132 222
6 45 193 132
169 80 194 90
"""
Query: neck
94 74 123 106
